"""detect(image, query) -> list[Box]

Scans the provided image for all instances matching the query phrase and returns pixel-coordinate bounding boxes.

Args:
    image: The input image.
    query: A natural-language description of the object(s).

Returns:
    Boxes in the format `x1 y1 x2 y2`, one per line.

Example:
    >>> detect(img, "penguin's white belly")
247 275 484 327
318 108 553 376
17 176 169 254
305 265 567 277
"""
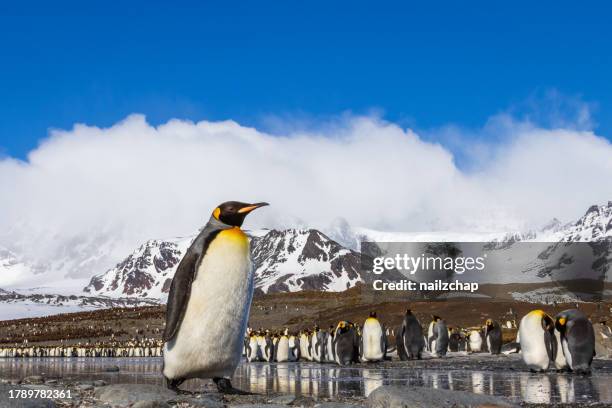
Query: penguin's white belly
562 338 572 369
163 231 253 380
300 336 311 360
247 338 261 362
326 337 334 362
519 316 549 370
469 332 482 352
554 331 568 369
312 336 322 361
276 338 289 362
362 320 384 361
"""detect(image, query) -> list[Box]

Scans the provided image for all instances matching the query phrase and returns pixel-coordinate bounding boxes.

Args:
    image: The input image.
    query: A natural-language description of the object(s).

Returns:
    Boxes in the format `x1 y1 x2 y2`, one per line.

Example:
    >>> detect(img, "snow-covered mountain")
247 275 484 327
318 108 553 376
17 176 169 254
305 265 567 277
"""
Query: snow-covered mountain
250 229 362 293
83 237 192 300
83 202 612 300
0 289 158 320
84 228 373 299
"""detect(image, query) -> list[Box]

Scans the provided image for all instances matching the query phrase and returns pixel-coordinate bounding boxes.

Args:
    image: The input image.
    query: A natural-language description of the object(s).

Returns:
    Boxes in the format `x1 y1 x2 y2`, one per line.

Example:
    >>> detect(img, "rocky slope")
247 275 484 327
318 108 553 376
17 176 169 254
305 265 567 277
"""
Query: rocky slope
83 237 191 300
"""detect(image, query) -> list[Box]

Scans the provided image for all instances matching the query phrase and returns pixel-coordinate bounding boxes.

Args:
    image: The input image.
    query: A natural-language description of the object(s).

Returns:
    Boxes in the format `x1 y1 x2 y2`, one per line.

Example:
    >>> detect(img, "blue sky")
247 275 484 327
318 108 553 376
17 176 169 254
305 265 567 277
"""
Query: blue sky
1 1 611 160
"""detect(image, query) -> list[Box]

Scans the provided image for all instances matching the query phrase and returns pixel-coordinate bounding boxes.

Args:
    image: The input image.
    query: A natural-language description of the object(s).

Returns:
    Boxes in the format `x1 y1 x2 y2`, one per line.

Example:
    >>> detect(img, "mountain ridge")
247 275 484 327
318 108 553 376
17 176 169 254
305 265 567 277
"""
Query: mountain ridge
82 202 612 300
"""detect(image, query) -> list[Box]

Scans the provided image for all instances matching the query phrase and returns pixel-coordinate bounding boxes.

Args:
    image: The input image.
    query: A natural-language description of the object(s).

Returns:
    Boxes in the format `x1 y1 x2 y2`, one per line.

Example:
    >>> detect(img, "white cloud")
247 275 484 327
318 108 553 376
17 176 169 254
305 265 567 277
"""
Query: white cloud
1 113 611 289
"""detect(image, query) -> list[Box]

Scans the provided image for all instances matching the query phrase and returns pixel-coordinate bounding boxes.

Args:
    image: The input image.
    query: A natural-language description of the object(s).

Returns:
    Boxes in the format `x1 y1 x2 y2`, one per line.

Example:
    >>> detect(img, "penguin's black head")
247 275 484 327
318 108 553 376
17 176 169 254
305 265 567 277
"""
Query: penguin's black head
555 315 567 333
369 311 377 318
212 201 269 227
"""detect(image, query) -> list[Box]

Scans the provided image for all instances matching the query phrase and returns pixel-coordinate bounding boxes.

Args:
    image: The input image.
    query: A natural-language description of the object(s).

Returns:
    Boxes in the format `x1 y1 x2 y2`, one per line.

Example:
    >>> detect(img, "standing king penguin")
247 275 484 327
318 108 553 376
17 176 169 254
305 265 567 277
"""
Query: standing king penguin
485 319 502 355
519 309 556 372
397 309 424 360
360 312 387 362
162 201 268 394
431 316 449 357
555 309 595 373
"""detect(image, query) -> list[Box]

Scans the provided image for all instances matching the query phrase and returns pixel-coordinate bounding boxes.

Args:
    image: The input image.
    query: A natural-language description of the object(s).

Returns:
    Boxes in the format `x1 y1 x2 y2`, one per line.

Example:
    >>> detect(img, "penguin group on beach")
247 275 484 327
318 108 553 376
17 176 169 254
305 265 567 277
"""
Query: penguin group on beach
518 309 596 373
243 315 388 366
240 310 515 366
0 338 163 358
238 306 598 376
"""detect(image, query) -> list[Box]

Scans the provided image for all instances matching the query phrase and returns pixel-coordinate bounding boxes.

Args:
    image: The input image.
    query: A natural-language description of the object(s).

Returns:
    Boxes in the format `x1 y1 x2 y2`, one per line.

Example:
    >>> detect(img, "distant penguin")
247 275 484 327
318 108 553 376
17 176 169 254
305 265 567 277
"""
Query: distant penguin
427 317 438 352
485 319 502 355
288 334 299 362
162 201 268 394
246 332 262 362
311 327 326 363
553 328 568 370
398 309 424 360
396 325 408 360
325 326 336 363
361 312 386 362
519 310 556 372
469 330 483 352
259 332 274 362
458 331 468 352
555 309 595 373
299 331 312 361
449 328 461 352
276 334 290 362
334 321 358 365
432 316 449 357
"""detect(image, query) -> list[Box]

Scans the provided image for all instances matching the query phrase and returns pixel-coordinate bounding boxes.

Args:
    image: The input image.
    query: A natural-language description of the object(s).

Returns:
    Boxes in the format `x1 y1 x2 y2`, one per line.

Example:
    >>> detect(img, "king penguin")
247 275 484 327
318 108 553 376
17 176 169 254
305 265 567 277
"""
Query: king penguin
360 312 386 362
469 329 483 352
334 321 359 365
275 333 290 363
397 309 424 360
555 309 596 373
431 316 449 357
519 309 556 372
485 319 502 355
162 201 268 394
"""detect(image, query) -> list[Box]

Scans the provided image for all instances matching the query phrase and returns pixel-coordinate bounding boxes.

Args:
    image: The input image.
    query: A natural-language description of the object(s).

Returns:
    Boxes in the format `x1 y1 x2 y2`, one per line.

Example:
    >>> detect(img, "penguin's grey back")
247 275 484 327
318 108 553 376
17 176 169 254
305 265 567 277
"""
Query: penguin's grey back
401 313 424 359
434 320 449 356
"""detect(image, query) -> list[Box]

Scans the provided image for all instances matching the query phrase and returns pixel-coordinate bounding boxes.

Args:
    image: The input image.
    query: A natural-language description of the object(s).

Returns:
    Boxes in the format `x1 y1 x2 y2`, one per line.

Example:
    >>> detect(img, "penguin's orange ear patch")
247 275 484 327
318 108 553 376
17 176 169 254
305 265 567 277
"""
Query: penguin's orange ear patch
213 207 221 219
558 317 567 326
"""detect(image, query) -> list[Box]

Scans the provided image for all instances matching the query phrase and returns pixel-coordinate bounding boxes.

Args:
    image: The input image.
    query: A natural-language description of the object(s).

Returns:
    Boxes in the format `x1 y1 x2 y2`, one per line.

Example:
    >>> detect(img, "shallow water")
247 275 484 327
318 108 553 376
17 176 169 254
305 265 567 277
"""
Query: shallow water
0 356 610 405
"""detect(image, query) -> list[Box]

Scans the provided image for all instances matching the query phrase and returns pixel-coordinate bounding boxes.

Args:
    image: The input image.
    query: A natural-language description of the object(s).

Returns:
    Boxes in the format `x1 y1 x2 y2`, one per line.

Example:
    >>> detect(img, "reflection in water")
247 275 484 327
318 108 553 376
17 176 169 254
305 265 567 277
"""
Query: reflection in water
0 357 608 404
521 373 551 404
362 369 383 397
471 372 485 395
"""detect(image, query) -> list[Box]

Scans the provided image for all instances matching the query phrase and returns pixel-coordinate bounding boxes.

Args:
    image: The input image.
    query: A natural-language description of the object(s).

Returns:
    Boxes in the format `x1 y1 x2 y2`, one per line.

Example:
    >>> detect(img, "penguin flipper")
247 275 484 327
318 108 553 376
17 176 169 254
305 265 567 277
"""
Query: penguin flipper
544 329 556 362
163 248 200 342
163 225 222 342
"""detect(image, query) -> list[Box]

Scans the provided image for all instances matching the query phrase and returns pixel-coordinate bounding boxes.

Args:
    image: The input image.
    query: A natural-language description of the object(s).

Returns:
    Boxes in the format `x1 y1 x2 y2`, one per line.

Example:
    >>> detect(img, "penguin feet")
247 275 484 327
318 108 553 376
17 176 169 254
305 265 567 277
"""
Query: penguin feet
213 377 253 395
166 377 185 392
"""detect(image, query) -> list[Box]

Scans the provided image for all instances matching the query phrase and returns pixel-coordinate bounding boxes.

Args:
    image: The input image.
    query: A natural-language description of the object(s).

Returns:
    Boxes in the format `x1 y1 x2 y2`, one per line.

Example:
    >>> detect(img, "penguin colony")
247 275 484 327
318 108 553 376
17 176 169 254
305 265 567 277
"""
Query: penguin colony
0 308 600 376
0 338 163 358
241 307 598 374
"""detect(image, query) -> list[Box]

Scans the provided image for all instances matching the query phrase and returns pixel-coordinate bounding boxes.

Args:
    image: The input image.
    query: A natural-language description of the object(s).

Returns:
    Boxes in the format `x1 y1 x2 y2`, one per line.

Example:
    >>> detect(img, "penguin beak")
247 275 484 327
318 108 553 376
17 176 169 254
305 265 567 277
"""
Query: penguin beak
238 202 269 214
